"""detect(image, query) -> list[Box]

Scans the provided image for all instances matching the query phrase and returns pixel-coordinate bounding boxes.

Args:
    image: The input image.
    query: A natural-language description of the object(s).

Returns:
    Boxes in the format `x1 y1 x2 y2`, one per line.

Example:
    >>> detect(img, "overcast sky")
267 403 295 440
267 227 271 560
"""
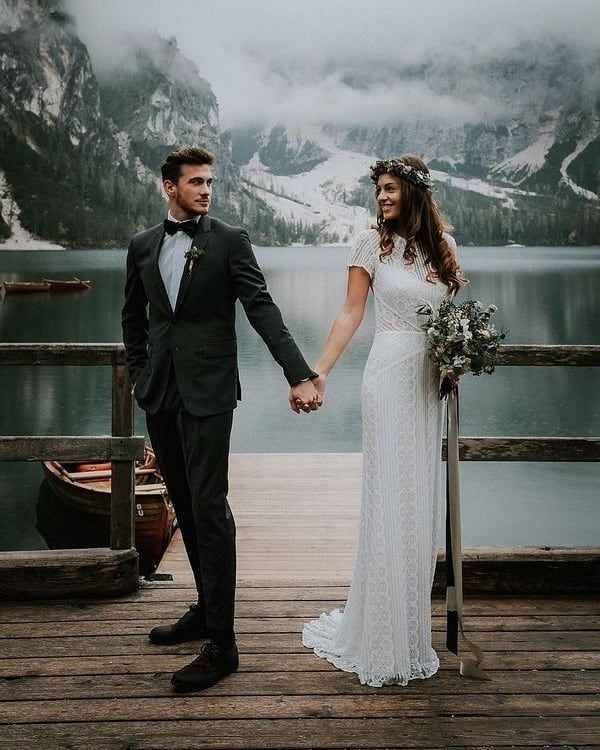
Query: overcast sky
66 0 599 129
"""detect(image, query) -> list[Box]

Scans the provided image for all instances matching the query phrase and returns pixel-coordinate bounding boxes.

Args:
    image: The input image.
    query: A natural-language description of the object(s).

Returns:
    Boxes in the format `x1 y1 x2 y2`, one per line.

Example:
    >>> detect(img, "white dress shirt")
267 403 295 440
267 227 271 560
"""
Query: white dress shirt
158 211 200 311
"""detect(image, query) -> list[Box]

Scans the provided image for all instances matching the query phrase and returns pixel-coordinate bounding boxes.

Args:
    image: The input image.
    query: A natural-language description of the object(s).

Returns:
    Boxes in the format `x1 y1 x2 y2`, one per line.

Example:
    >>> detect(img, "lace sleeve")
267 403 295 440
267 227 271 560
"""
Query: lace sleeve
443 233 465 297
442 231 464 266
347 230 378 278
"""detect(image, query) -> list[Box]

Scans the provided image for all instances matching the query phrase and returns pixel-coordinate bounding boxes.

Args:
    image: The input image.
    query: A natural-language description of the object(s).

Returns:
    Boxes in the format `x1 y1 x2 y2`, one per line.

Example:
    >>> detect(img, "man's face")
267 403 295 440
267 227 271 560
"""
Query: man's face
164 163 213 217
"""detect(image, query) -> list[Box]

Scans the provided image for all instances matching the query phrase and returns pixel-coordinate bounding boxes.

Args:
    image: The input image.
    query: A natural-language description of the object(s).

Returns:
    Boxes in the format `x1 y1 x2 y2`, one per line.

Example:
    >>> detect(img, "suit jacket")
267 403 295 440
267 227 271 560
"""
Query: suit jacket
121 214 317 417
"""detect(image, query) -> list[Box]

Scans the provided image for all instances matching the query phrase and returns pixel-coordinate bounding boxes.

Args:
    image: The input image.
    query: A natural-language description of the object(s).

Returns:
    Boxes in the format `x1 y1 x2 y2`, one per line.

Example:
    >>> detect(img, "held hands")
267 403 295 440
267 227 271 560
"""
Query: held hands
289 375 326 414
312 373 326 400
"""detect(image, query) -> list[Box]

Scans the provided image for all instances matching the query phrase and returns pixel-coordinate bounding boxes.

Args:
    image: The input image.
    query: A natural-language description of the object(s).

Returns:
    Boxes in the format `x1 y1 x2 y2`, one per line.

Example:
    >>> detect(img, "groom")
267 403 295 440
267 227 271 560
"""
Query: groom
121 146 321 691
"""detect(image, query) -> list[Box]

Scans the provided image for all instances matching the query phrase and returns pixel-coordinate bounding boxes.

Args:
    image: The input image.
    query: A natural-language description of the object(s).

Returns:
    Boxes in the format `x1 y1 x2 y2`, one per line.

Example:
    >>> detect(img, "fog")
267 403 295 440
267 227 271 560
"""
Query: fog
66 0 599 128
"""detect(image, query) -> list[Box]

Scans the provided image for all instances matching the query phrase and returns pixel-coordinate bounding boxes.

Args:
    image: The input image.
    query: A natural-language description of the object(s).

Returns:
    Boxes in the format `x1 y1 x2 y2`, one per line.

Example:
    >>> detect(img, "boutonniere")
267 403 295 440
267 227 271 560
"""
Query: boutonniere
184 245 205 274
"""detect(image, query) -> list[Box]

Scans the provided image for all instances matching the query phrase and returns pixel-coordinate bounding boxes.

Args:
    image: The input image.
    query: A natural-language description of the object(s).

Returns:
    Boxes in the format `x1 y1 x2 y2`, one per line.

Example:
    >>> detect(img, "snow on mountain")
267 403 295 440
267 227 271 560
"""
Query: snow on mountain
240 125 547 239
560 134 600 202
489 116 558 185
240 132 374 243
0 170 63 249
431 170 537 209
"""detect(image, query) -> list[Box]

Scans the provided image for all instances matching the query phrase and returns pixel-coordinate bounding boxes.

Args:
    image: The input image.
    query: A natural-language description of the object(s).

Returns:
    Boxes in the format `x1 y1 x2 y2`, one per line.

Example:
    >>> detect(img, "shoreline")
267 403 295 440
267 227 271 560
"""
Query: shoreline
1 238 600 252
1 244 600 252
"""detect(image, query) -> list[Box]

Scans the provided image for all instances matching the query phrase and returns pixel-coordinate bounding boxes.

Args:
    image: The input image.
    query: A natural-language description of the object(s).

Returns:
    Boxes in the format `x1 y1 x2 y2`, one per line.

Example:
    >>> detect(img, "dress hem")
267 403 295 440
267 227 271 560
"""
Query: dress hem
302 609 440 688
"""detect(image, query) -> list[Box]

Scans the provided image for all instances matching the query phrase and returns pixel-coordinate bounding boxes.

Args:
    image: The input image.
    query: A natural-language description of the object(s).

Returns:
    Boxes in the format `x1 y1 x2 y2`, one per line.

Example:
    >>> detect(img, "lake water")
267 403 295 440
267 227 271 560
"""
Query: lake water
1 245 599 554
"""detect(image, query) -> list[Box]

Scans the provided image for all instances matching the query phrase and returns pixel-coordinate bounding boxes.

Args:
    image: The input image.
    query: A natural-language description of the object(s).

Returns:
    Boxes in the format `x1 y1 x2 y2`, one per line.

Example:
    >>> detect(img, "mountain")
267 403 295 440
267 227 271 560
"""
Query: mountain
0 0 165 245
94 31 283 238
232 44 600 246
0 0 293 247
0 1 598 247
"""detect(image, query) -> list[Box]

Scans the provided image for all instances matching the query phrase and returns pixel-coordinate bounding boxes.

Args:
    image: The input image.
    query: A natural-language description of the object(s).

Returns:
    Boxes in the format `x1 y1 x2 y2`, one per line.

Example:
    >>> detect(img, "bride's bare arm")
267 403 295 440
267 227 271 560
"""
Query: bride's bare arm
314 266 371 379
289 265 371 412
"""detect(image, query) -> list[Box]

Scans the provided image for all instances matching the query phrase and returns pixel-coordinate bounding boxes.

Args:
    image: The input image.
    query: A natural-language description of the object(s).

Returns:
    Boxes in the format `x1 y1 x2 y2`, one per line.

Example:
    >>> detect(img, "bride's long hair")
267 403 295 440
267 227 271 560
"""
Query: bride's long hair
374 154 467 295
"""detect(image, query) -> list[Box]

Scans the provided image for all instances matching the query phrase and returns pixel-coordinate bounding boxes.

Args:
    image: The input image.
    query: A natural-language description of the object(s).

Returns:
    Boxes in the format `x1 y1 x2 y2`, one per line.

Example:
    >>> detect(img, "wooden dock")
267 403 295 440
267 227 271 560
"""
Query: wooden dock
1 453 599 748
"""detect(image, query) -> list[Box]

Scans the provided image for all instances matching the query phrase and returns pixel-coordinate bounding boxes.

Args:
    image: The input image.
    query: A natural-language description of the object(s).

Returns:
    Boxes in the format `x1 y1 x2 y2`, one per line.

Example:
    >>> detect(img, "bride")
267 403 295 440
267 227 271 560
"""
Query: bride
299 154 467 686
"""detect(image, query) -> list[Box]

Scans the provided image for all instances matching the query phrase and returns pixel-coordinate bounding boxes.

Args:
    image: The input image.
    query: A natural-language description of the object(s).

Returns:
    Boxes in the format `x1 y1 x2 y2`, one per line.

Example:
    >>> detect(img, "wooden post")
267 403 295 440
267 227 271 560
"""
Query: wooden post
110 363 135 550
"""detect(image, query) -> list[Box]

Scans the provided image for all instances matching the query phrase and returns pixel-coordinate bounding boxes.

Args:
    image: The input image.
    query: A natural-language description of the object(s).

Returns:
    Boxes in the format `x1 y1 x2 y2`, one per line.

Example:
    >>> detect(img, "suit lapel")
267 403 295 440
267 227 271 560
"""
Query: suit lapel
174 214 212 315
149 225 173 316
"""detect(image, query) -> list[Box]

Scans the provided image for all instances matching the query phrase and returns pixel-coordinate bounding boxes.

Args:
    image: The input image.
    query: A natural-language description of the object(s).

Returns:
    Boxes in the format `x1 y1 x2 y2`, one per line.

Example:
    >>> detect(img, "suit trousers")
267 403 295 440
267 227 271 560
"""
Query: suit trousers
145 367 236 639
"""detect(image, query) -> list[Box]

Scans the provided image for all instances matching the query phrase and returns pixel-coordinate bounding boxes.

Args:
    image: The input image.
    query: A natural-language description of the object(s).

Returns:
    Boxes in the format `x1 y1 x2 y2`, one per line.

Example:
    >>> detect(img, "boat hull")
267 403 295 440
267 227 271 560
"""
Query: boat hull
42 448 176 558
43 278 91 290
3 282 51 294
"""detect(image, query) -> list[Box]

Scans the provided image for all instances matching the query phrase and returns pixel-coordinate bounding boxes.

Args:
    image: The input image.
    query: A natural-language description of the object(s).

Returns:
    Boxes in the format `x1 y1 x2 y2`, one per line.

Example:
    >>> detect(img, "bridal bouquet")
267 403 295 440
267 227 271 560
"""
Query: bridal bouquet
417 299 507 399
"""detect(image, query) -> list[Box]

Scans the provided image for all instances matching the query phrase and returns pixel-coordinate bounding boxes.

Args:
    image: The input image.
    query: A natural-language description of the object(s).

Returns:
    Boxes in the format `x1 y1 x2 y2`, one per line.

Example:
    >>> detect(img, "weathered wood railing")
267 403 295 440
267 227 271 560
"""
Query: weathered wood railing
436 343 600 594
0 343 598 599
0 343 144 598
441 344 600 461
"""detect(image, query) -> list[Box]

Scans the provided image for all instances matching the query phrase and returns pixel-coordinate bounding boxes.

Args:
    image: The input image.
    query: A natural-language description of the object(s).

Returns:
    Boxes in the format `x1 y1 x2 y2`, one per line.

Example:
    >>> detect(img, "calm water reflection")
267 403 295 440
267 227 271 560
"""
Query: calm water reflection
1 245 599 549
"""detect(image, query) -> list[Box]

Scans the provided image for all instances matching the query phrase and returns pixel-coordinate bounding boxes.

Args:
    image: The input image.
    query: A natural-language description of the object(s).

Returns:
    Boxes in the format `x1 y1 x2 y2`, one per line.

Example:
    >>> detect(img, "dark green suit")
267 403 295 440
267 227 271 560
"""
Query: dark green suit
122 214 316 639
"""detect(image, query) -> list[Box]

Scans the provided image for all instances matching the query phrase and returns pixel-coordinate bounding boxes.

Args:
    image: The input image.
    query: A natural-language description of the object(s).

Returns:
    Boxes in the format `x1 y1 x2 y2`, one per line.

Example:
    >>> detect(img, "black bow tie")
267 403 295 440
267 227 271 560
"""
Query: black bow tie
163 218 198 238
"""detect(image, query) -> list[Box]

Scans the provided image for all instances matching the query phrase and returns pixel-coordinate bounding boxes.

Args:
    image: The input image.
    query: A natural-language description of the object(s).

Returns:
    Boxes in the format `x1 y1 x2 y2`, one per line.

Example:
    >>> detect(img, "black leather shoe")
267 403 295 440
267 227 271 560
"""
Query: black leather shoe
171 642 239 692
148 603 210 645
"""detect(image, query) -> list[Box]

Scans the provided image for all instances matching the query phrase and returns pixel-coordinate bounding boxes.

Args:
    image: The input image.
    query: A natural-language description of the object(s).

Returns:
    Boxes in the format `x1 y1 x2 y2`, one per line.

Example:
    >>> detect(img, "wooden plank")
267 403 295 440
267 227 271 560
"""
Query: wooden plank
451 747 600 750
439 716 600 745
0 630 598 659
68 467 155 481
0 549 139 600
0 651 598 678
432 548 600 595
0 694 433 724
1 670 598 702
1 343 598 368
2 613 597 638
0 718 446 750
1 596 597 622
496 344 600 366
0 436 145 462
137 584 353 600
136 579 600 607
443 436 600 461
140 578 600 604
431 693 600 716
0 343 126 366
110 362 135 551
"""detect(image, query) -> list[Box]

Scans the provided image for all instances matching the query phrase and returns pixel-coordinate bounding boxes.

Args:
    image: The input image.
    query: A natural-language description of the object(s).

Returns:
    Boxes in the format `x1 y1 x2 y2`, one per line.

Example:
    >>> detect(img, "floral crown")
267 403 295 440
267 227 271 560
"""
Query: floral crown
369 159 435 190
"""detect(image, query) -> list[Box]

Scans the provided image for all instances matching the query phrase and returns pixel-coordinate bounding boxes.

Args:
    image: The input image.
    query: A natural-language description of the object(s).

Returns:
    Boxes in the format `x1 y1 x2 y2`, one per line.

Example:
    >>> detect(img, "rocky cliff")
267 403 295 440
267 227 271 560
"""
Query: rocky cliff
0 0 286 246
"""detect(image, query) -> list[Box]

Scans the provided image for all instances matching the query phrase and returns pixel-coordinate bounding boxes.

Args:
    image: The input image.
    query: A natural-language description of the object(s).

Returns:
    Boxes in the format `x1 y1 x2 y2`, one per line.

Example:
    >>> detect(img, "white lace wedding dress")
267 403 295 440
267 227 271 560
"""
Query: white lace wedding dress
302 228 455 687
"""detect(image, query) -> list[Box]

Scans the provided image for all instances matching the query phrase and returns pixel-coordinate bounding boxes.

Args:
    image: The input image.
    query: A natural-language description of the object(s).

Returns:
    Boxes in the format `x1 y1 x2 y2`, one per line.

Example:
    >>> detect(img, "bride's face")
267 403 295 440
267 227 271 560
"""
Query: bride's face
376 173 402 221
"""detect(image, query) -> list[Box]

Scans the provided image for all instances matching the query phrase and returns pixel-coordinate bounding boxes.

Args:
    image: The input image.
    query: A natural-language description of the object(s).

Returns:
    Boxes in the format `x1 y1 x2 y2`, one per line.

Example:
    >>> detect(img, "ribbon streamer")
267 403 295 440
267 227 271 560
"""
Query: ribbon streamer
445 387 491 680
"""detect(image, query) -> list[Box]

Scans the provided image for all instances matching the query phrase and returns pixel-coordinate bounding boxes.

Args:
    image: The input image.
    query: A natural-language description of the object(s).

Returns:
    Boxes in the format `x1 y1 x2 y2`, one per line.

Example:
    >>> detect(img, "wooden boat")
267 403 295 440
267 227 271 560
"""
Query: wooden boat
3 278 91 295
35 480 161 577
43 277 91 290
3 281 51 294
42 446 176 558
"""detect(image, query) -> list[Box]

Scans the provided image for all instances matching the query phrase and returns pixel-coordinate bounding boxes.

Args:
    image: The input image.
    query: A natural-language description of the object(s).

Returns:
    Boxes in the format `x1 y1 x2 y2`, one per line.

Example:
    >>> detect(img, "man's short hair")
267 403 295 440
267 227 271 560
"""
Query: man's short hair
161 147 215 183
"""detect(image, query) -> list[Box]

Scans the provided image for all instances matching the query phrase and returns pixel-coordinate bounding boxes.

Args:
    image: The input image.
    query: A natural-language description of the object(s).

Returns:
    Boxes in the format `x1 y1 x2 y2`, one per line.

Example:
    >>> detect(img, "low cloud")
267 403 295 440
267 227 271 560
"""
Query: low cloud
223 71 502 127
66 0 599 129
